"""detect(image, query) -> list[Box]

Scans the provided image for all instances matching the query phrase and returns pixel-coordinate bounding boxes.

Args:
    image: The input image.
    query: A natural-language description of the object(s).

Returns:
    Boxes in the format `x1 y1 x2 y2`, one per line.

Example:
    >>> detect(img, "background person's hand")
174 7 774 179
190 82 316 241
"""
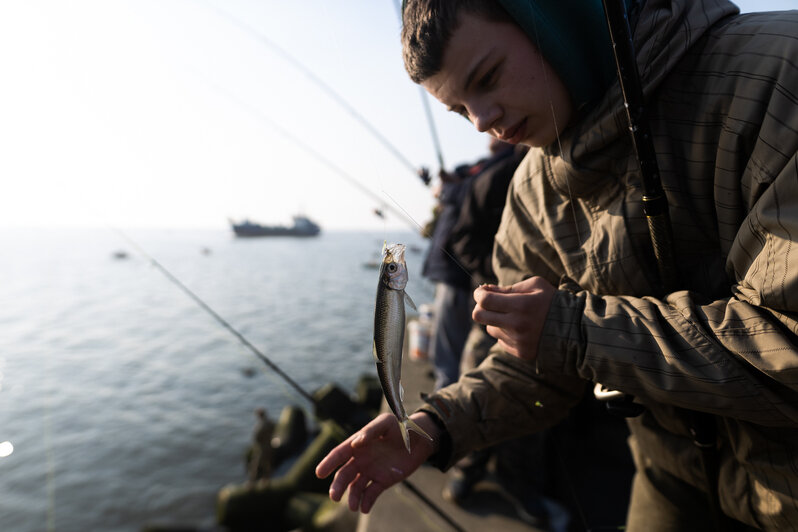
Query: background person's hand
472 276 556 361
316 412 440 513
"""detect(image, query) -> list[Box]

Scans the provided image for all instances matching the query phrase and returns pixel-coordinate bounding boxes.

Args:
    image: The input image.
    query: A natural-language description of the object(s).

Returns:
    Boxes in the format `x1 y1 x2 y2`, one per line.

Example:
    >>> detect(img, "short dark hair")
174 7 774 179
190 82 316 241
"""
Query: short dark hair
401 0 512 83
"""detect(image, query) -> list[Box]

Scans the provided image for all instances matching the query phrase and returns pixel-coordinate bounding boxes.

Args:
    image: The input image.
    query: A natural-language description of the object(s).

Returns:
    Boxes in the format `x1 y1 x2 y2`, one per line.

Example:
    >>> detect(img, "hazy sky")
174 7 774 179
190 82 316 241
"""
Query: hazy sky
0 0 793 231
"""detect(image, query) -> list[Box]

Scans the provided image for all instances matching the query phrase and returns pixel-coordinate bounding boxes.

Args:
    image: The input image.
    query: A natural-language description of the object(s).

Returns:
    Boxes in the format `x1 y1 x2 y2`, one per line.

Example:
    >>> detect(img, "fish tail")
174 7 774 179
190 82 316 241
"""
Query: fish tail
399 416 433 453
406 417 433 440
398 418 411 453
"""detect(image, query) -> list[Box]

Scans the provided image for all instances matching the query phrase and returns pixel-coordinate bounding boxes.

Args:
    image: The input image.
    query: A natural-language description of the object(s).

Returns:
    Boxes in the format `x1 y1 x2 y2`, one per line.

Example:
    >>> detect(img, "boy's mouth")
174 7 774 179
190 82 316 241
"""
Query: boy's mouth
500 118 527 144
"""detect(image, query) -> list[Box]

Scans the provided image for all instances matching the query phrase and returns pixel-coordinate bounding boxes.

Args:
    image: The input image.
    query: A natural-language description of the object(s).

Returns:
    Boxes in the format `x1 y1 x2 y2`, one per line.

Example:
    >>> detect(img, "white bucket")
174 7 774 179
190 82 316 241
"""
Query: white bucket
407 304 434 361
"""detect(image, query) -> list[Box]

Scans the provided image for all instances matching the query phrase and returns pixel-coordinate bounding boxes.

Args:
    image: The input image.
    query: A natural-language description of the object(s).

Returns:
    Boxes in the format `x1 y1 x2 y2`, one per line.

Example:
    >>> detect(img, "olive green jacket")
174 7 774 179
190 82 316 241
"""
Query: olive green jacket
419 1 798 528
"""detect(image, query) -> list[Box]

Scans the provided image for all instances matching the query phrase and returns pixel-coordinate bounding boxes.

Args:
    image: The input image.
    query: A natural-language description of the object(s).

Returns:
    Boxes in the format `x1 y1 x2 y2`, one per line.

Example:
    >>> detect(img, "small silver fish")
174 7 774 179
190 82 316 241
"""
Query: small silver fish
373 243 432 452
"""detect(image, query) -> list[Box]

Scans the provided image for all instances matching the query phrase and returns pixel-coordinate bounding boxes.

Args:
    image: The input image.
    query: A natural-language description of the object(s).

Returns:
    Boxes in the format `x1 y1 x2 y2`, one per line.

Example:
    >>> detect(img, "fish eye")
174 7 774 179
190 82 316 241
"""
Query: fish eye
387 263 397 272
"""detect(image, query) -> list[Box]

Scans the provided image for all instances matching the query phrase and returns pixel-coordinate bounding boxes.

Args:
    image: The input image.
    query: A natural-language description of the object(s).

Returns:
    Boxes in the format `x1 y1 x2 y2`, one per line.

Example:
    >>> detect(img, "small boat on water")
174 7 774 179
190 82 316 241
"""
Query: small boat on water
230 215 321 238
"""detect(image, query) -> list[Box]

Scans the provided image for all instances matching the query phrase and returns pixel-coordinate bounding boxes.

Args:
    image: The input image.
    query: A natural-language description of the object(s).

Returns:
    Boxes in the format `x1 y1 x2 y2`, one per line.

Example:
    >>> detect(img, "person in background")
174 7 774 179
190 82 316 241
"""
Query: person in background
443 138 566 525
247 408 274 483
421 159 477 391
318 1 798 529
423 137 526 394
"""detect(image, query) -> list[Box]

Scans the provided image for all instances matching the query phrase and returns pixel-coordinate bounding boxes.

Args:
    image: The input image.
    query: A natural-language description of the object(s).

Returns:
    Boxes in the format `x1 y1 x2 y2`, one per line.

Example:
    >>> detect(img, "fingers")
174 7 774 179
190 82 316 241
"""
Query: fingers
361 481 387 514
474 299 528 330
475 277 546 301
486 324 514 346
341 476 389 514
472 306 510 327
317 414 395 479
348 473 370 511
473 279 548 328
329 457 360 501
316 436 356 479
474 286 516 315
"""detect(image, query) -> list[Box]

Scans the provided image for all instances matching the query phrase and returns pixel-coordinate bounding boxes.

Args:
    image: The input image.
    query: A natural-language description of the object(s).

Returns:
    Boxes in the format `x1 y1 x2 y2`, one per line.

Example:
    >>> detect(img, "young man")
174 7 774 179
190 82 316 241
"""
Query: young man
317 0 798 529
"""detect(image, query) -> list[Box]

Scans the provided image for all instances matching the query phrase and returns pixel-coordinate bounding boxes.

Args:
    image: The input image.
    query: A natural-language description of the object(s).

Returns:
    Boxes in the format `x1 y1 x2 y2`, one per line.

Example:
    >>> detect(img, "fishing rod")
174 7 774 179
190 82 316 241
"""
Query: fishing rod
392 0 447 172
600 2 725 531
601 0 676 294
595 0 671 421
193 0 425 179
113 227 466 532
113 228 316 406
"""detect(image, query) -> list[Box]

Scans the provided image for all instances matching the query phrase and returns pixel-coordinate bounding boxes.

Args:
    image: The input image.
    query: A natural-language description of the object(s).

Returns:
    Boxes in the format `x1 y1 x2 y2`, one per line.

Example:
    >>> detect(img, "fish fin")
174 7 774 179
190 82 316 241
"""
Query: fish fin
406 417 433 441
398 418 411 453
404 291 417 311
372 341 379 362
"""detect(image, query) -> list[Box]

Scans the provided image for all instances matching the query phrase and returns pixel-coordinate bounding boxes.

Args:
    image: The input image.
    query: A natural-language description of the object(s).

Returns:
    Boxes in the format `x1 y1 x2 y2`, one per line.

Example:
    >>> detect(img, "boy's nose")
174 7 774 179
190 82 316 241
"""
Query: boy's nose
470 101 501 133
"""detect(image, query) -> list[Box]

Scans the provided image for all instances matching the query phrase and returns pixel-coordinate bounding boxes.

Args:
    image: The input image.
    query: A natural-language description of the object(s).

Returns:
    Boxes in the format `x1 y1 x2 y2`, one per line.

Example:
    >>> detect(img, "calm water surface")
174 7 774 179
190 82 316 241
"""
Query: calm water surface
0 227 432 531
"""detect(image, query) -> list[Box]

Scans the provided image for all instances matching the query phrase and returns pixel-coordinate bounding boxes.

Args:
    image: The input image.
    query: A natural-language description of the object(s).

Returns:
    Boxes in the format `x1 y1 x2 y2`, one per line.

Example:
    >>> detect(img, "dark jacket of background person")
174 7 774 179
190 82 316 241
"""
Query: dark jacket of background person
421 169 473 289
448 144 528 286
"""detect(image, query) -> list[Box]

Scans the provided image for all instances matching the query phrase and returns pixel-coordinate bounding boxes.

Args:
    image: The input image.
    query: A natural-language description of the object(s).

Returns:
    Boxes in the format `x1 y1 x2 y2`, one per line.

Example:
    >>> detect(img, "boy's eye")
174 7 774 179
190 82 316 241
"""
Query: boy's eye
477 65 499 90
450 106 470 121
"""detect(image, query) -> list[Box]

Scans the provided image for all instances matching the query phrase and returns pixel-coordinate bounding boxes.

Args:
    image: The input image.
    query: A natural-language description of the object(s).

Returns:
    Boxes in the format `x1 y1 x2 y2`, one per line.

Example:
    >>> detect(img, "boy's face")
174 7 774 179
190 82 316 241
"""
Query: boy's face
420 12 572 148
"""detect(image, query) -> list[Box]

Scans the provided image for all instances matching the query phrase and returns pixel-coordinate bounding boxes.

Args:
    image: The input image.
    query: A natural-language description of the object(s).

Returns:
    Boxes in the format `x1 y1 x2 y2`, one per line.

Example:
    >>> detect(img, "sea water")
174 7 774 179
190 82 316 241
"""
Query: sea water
0 227 432 531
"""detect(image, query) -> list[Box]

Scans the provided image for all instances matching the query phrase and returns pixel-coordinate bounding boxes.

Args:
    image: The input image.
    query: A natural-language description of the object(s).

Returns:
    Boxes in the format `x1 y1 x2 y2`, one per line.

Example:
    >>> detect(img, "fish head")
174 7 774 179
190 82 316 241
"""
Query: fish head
380 243 408 291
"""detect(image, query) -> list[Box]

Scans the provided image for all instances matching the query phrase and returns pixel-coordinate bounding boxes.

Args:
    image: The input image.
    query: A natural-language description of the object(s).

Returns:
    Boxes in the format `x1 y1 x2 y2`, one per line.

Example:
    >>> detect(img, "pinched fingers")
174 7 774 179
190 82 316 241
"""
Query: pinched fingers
474 288 527 323
475 302 530 333
472 306 509 328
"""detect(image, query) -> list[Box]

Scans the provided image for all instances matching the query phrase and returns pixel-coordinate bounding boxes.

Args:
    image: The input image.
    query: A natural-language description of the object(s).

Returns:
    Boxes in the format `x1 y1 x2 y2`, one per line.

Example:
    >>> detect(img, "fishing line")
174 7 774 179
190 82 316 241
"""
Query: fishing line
194 0 446 230
104 222 468 532
91 3 463 525
530 17 584 248
197 76 420 232
382 190 478 286
191 0 421 177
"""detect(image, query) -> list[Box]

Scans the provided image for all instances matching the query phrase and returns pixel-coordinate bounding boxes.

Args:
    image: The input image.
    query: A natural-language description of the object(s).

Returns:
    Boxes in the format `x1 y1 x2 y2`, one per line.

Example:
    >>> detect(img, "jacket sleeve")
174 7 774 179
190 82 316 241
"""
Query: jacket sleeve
538 157 798 427
418 351 586 469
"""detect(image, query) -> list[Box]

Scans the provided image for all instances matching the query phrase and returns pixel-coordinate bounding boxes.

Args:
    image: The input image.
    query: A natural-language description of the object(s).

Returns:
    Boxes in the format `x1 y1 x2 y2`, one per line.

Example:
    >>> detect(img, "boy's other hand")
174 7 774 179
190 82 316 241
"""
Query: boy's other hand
472 276 556 361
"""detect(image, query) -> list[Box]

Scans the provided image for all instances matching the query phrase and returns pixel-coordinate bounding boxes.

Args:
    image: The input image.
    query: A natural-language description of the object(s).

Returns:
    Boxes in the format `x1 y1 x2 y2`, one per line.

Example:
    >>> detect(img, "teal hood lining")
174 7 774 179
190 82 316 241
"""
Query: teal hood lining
497 0 625 110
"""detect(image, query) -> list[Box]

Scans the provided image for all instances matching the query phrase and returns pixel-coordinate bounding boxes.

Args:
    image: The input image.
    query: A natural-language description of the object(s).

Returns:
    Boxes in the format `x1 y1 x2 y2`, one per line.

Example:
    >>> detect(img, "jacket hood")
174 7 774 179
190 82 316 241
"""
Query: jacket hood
533 0 740 198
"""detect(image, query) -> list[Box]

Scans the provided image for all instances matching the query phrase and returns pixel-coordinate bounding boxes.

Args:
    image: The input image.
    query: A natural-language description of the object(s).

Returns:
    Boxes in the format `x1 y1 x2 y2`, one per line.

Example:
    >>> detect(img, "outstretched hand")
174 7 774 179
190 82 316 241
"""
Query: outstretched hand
315 412 440 513
472 276 556 361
